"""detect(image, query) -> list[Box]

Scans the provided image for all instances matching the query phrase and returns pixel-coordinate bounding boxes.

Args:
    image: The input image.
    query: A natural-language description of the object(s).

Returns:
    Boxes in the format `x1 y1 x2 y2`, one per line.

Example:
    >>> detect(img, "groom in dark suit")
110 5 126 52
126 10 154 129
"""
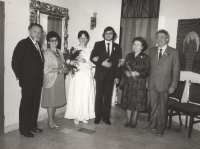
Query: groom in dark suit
12 23 44 138
90 26 122 125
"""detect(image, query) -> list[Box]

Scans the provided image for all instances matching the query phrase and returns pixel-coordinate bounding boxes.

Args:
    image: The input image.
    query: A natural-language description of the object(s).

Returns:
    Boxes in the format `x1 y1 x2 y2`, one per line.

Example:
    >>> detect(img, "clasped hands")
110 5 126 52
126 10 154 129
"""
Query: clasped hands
92 56 112 68
125 71 139 78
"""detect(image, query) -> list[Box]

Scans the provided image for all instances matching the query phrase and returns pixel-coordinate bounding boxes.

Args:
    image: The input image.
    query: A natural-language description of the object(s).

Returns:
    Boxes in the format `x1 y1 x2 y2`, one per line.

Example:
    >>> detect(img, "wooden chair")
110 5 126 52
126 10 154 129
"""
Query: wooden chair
166 80 186 126
168 80 200 138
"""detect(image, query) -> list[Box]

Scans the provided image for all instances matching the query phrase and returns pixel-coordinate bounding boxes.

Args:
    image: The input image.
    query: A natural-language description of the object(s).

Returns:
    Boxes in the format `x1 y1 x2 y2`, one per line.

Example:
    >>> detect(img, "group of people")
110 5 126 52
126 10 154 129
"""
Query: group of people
11 22 180 138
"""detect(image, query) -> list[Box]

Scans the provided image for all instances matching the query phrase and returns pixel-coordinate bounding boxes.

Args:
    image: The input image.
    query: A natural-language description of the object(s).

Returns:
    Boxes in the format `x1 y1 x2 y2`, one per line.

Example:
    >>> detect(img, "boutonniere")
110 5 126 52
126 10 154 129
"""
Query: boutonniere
113 47 115 51
164 53 170 56
140 56 143 58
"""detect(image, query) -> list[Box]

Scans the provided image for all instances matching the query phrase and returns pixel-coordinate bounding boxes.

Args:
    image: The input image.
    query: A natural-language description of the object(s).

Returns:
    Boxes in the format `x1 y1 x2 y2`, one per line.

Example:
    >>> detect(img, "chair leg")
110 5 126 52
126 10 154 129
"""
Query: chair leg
178 112 182 126
185 115 188 128
168 107 173 129
188 115 194 138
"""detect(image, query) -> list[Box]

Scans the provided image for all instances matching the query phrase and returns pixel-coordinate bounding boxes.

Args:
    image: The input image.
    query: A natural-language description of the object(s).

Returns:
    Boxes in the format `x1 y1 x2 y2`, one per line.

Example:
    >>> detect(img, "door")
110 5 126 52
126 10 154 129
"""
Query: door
0 1 5 135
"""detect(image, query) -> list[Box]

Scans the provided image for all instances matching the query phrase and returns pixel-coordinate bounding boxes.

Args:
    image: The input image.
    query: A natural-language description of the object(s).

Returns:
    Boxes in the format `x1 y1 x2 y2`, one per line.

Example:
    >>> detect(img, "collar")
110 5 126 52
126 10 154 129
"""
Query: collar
105 40 112 45
29 36 37 45
158 44 167 52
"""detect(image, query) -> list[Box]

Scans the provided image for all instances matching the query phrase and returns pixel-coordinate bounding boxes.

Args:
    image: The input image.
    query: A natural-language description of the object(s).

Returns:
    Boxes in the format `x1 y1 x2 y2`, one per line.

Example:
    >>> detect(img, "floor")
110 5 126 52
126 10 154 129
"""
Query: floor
0 105 200 149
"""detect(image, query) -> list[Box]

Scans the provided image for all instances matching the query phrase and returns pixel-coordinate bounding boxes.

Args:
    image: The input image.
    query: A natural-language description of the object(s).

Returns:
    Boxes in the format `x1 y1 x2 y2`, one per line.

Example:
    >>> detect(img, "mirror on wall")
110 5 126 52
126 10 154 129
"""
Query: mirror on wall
29 0 69 52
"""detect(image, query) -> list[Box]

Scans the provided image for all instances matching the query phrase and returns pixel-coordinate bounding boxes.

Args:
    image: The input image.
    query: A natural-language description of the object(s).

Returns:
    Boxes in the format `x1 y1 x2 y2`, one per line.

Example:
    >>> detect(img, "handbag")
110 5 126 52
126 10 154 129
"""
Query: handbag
118 74 125 90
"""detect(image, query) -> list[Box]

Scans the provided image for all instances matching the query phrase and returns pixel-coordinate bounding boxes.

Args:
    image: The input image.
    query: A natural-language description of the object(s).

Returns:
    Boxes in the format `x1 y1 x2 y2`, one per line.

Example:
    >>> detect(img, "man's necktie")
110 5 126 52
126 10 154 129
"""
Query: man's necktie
159 49 163 60
107 43 110 58
35 43 43 61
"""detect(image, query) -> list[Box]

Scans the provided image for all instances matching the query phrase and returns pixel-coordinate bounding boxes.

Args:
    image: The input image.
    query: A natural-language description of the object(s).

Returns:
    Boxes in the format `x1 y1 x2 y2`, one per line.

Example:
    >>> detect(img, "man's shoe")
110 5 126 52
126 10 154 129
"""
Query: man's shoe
105 121 111 125
20 132 34 138
156 131 164 137
94 119 100 124
31 128 43 133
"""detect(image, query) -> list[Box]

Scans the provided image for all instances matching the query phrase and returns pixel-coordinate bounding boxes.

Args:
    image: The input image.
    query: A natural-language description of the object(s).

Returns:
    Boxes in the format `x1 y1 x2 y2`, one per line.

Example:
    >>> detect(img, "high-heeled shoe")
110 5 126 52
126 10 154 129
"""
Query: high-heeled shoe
130 122 137 128
54 123 59 129
74 119 79 125
124 122 131 127
48 122 58 130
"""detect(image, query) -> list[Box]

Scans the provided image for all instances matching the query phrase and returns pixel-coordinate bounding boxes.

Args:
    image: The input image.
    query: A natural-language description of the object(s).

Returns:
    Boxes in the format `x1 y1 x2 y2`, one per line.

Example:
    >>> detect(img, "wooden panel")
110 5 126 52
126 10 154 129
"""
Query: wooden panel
0 1 5 135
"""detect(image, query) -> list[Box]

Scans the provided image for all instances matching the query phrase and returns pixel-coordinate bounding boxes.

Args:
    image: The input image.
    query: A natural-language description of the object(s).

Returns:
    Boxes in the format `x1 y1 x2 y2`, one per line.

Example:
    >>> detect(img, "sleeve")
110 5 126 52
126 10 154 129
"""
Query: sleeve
170 50 180 89
115 47 122 78
43 51 53 74
90 42 104 66
11 41 25 79
138 55 150 79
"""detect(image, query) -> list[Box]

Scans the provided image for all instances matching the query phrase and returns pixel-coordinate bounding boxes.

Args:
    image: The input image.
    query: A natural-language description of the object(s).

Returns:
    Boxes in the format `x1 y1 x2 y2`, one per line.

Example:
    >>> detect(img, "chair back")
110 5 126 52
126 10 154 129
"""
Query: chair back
188 81 200 104
169 80 186 102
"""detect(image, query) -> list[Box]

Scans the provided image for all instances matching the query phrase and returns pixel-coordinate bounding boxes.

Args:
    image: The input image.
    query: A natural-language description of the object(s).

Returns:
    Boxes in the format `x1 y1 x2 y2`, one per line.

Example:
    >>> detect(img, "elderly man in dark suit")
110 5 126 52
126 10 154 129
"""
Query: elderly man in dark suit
90 26 122 125
144 29 180 136
12 23 44 138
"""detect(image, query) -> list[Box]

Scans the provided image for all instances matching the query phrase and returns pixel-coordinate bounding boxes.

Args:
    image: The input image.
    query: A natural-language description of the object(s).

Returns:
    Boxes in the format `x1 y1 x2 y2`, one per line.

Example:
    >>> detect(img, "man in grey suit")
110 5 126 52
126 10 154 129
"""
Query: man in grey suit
144 29 180 136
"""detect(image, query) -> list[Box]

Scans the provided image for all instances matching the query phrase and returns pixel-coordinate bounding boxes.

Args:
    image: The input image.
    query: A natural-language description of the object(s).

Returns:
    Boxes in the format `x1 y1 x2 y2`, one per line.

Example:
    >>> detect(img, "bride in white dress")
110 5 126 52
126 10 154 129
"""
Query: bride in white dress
64 30 95 124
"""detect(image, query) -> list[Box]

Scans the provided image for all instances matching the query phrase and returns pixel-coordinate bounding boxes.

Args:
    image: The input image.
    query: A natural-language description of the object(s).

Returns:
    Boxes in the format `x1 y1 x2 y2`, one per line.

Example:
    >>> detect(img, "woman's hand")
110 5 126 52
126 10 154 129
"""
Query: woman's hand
70 60 79 66
76 56 86 63
125 71 131 77
92 56 99 62
131 71 139 78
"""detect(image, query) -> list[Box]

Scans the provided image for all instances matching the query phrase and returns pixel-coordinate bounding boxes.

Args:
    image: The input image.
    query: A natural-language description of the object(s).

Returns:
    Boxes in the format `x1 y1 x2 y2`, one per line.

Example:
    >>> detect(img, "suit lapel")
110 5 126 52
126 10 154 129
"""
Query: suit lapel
27 37 43 63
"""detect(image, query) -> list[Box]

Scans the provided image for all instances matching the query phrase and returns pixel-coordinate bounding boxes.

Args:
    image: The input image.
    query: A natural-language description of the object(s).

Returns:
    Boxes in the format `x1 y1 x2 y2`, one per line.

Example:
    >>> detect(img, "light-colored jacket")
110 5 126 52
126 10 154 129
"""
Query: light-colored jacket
43 48 65 88
147 46 180 92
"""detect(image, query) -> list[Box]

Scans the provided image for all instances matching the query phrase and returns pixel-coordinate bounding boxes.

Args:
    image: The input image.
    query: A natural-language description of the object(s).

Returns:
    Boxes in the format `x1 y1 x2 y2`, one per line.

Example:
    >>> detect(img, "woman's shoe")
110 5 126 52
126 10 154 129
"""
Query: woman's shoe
54 123 59 129
130 122 137 128
124 122 131 127
74 119 79 125
48 123 58 130
83 120 88 123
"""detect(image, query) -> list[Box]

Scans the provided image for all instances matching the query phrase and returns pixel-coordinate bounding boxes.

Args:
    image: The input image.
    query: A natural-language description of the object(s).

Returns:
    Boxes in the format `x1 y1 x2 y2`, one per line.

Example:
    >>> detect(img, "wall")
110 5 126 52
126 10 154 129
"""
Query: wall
3 0 122 132
158 0 200 130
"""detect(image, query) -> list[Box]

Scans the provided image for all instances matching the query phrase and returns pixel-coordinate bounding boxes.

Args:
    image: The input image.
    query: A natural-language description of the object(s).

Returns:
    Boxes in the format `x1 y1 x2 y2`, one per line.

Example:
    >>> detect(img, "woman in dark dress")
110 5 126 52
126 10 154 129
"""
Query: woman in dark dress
122 37 150 128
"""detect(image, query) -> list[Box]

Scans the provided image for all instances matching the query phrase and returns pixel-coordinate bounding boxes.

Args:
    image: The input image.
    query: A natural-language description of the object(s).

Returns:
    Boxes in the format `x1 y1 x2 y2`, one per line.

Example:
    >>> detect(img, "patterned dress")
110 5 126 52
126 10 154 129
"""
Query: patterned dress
121 52 150 112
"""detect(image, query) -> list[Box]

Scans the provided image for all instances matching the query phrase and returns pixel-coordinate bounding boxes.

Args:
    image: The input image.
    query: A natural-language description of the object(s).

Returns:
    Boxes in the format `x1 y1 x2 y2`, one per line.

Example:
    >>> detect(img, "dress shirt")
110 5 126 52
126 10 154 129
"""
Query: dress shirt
105 40 112 56
158 44 167 58
29 36 43 61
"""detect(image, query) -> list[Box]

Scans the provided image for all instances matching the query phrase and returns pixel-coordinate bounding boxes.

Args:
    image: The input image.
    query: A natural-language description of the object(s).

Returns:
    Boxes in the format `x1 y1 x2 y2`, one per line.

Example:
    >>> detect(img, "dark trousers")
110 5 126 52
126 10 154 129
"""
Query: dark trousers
147 86 168 132
19 86 42 133
95 79 114 121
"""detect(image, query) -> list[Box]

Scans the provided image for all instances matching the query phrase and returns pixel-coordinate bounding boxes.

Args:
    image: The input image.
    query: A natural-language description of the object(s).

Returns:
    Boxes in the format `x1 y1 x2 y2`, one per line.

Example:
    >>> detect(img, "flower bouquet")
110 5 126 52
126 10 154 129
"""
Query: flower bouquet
63 47 82 76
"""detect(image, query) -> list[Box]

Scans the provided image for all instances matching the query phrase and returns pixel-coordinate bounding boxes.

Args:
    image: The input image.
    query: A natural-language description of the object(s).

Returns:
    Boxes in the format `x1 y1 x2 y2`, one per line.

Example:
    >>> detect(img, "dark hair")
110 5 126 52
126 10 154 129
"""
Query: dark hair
132 37 148 52
102 26 117 40
78 30 90 39
156 29 169 38
28 23 43 30
46 31 60 48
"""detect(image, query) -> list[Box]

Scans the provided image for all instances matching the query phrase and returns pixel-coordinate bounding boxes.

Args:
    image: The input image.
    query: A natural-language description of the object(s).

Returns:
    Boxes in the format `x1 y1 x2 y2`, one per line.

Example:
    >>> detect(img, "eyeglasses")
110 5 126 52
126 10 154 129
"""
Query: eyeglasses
49 39 58 42
105 32 113 35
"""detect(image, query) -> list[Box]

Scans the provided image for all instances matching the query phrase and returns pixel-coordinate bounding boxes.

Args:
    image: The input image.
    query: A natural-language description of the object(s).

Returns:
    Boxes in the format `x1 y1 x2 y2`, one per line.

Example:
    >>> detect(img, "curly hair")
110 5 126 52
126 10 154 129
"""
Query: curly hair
132 37 148 52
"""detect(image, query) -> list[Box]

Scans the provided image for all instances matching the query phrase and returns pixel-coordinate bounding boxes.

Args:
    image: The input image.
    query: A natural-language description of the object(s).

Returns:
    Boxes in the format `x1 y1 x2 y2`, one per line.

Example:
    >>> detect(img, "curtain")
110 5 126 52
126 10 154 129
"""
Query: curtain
48 16 62 49
120 18 158 58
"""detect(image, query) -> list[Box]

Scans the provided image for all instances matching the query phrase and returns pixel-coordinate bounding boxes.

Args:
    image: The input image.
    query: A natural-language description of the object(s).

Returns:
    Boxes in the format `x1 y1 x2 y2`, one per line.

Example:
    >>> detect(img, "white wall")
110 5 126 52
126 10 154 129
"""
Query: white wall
158 0 200 130
3 0 122 132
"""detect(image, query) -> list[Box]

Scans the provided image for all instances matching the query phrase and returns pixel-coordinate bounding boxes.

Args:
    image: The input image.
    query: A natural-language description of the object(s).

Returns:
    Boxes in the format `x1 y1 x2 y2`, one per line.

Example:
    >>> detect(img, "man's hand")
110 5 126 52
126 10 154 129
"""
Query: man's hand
92 56 99 62
114 78 119 84
102 59 112 68
169 87 175 94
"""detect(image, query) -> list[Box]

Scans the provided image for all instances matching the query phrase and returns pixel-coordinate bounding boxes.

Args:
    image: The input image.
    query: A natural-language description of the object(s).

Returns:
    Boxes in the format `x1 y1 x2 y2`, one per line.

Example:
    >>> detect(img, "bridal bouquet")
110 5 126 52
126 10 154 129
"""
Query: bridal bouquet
63 47 82 76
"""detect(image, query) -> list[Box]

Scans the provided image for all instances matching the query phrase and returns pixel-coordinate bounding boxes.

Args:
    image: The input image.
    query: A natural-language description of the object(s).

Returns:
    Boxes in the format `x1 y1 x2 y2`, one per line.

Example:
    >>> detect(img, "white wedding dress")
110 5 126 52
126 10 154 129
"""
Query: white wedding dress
64 46 95 121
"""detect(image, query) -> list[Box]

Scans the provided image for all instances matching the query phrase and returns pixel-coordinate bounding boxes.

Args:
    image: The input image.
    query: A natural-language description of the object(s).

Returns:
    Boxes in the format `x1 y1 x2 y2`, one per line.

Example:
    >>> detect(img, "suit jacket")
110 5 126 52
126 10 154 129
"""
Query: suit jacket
12 37 44 87
90 40 122 81
147 46 180 92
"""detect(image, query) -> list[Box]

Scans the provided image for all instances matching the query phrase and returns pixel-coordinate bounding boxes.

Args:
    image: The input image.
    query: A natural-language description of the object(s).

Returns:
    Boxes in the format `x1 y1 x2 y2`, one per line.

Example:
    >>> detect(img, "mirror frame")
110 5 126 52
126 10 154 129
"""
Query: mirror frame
29 0 69 51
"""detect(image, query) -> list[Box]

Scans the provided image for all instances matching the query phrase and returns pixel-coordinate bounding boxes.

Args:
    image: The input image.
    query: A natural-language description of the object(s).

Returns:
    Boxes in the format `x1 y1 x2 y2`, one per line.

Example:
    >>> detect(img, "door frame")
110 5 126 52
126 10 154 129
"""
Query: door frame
0 1 5 135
